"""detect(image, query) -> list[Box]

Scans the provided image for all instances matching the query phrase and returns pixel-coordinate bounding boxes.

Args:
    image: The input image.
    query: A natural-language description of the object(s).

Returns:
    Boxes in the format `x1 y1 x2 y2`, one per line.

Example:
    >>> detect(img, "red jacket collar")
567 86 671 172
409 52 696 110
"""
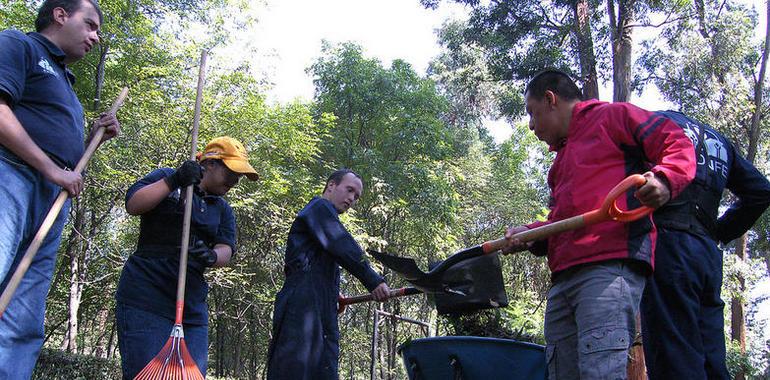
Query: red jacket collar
550 99 607 151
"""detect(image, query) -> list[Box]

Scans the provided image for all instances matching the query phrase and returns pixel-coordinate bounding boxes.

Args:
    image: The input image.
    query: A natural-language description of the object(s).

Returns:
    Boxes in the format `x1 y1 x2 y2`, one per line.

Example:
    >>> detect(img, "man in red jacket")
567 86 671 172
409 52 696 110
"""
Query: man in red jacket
504 70 696 379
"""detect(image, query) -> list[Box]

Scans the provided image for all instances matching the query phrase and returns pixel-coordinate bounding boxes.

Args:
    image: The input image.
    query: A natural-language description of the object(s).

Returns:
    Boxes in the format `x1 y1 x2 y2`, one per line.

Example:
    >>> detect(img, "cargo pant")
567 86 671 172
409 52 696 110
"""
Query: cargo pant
544 260 646 380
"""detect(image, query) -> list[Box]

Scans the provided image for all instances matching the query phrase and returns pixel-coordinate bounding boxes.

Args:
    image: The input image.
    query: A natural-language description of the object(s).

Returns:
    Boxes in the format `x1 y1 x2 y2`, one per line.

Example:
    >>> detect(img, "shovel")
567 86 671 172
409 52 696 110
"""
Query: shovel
337 287 422 314
371 174 651 291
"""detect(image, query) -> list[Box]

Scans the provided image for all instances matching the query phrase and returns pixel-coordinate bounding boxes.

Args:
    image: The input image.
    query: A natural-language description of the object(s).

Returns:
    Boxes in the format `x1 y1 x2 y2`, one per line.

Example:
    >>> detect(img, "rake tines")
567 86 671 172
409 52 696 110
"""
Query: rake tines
134 324 205 380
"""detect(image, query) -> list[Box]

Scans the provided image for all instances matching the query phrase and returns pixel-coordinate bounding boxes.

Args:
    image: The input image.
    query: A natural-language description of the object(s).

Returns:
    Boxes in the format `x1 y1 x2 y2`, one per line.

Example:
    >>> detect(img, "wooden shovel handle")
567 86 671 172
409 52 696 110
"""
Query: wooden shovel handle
337 287 421 314
0 87 129 318
481 174 652 254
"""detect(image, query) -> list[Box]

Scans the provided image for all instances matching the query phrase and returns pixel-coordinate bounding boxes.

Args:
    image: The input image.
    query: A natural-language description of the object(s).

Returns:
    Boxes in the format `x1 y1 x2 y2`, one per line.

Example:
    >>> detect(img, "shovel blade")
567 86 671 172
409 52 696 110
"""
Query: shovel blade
368 249 428 281
368 249 471 295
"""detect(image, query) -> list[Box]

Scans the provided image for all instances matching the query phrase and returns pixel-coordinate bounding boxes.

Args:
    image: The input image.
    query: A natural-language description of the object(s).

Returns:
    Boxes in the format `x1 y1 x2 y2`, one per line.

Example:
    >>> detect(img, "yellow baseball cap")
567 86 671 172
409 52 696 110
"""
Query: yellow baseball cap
198 137 259 180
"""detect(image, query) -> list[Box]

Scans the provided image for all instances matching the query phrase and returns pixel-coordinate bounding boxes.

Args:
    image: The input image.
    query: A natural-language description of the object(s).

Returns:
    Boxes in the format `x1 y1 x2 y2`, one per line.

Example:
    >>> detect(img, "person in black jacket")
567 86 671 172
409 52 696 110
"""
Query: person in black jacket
641 111 770 380
267 169 390 380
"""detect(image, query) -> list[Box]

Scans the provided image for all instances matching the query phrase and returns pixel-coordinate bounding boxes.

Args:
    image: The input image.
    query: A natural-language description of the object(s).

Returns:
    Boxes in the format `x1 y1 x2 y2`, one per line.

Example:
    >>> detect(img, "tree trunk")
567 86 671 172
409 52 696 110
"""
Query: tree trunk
573 0 600 99
627 314 646 379
747 0 770 164
693 0 710 39
93 44 108 110
731 3 769 379
60 202 85 352
61 42 109 353
60 257 80 352
89 309 109 357
106 324 116 359
608 0 635 102
732 235 748 380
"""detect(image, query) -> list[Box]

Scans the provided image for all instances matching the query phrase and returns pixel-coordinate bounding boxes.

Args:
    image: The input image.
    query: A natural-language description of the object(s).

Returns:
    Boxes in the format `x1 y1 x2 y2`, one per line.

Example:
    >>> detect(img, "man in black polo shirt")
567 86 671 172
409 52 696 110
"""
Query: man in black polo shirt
0 0 120 377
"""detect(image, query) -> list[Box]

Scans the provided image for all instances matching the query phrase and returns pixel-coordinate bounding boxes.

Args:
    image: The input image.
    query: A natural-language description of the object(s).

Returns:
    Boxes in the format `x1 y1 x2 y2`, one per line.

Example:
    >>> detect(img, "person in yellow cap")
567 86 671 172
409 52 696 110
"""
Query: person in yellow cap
114 136 257 379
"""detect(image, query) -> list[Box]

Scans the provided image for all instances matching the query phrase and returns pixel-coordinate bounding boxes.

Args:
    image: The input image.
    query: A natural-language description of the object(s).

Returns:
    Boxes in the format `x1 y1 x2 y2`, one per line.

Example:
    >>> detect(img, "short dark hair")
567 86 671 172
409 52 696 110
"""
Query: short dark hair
525 69 583 101
35 0 103 32
323 169 362 193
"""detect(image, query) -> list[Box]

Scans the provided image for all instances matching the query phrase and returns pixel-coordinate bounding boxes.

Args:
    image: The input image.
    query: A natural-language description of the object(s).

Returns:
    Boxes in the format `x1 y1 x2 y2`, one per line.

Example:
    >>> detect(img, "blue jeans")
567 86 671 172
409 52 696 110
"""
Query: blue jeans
116 302 209 379
544 260 646 380
0 147 71 380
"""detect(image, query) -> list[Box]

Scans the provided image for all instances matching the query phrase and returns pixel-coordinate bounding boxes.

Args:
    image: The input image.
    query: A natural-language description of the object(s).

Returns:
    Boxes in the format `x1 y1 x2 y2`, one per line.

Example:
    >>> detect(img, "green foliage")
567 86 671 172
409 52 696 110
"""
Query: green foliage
0 1 35 30
10 0 770 377
438 296 546 345
726 340 759 379
635 0 764 146
32 348 121 380
310 42 461 258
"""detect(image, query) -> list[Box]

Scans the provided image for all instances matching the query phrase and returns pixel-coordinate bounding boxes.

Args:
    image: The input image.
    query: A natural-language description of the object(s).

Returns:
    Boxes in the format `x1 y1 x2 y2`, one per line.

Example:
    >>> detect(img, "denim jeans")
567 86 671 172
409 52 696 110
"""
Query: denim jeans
116 302 209 379
544 260 646 380
0 147 71 380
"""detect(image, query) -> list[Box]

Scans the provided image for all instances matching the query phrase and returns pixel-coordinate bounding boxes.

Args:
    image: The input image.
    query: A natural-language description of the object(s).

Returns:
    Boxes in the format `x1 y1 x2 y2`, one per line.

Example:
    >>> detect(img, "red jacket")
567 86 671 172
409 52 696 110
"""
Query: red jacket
528 100 696 274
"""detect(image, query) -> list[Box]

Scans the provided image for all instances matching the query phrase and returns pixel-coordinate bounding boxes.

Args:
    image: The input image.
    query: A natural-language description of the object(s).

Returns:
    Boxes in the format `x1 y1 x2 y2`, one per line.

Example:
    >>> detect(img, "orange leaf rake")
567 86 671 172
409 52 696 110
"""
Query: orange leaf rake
134 50 208 380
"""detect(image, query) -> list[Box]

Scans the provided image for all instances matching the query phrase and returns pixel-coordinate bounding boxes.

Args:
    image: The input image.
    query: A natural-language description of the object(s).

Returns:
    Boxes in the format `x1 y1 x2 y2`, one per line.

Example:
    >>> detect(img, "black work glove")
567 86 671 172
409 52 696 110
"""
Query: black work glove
164 160 203 190
189 240 217 267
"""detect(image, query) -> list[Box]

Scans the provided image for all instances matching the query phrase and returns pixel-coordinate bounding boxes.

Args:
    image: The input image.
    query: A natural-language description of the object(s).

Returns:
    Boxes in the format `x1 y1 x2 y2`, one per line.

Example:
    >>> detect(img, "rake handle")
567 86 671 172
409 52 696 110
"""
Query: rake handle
175 50 207 325
0 87 129 317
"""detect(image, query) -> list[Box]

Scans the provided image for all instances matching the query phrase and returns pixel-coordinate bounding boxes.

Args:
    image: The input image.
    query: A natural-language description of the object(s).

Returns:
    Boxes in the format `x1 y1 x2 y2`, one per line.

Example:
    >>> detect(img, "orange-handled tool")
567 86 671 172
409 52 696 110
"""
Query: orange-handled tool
481 174 652 253
369 174 654 293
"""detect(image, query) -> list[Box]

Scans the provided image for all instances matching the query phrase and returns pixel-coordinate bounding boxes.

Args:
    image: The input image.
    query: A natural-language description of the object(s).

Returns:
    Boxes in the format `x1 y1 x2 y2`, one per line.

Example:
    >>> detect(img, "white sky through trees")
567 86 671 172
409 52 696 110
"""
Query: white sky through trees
251 0 673 143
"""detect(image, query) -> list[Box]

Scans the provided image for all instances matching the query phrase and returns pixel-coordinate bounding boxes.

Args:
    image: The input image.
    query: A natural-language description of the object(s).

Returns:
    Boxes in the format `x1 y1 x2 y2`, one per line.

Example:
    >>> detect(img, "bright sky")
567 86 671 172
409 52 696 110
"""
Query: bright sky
247 0 767 145
246 0 681 144
252 0 467 101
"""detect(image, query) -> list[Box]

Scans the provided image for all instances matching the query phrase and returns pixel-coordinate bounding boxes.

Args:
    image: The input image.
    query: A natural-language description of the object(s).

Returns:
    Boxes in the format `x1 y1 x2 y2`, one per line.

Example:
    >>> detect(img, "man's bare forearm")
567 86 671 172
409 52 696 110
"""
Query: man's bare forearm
0 97 83 195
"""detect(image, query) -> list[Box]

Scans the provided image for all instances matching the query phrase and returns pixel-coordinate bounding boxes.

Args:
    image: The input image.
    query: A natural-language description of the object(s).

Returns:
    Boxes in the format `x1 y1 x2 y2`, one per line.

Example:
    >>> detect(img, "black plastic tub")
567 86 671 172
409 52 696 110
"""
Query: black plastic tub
399 336 546 380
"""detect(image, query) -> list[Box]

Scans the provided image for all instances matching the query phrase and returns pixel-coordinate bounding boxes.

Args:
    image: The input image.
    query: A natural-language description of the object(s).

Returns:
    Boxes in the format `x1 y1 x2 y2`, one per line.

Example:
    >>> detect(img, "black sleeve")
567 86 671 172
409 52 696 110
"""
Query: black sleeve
125 168 174 207
301 200 385 291
715 146 770 244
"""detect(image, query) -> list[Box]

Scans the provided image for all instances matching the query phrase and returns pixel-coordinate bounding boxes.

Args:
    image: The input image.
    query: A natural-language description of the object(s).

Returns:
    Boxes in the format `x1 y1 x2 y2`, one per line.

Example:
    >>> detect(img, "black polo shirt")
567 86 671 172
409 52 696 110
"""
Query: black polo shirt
116 168 237 325
0 30 85 169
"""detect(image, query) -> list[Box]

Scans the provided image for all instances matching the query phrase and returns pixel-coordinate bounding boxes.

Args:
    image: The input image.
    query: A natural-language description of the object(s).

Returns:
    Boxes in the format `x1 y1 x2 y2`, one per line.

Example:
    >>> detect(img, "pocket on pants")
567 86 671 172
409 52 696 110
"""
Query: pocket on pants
580 327 629 353
0 151 27 169
579 327 629 379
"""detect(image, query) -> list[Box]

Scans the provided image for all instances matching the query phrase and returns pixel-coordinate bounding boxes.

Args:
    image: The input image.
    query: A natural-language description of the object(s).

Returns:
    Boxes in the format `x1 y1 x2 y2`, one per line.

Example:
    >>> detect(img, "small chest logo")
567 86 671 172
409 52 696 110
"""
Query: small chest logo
38 58 58 78
681 122 729 179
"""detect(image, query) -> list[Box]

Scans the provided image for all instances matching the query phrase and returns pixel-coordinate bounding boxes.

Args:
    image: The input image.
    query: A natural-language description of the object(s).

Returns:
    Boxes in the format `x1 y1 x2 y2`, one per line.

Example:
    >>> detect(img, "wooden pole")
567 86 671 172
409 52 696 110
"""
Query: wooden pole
0 87 129 317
